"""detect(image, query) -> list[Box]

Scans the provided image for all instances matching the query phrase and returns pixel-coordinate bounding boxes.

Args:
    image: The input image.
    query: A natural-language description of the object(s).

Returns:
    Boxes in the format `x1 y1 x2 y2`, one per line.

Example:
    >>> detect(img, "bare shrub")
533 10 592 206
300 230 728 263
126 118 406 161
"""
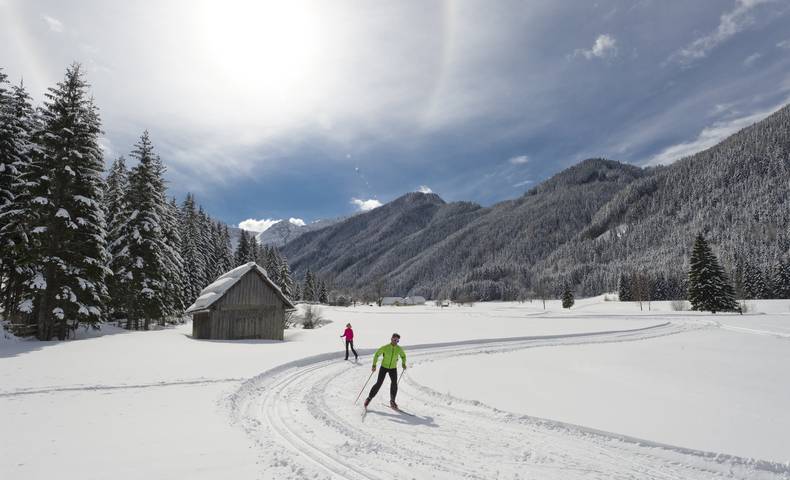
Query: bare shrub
670 300 688 311
301 305 325 329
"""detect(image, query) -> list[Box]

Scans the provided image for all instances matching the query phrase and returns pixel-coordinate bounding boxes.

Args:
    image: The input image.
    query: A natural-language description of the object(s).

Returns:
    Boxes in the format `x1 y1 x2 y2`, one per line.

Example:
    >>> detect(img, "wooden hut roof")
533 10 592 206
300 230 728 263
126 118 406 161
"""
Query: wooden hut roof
185 262 296 314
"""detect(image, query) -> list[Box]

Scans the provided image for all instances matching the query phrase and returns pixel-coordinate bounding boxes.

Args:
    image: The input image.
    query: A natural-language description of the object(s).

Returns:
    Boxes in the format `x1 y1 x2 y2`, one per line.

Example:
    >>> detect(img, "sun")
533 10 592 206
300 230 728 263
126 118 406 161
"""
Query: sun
196 0 325 102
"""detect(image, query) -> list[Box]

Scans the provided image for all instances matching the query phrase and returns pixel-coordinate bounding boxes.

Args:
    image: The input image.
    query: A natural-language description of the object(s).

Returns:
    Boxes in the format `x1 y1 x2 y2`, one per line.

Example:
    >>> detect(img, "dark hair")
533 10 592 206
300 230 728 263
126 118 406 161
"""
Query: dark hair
392 333 400 339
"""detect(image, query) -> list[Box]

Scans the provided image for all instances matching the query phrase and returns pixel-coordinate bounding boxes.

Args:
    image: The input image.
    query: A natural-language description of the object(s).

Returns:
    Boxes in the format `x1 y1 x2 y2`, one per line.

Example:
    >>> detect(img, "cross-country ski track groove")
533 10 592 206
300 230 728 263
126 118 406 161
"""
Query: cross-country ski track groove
228 321 790 480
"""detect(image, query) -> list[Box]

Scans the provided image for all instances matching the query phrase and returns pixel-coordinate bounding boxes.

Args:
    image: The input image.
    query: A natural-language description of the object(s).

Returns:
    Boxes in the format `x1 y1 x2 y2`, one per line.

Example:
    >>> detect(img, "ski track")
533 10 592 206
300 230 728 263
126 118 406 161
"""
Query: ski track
229 321 790 480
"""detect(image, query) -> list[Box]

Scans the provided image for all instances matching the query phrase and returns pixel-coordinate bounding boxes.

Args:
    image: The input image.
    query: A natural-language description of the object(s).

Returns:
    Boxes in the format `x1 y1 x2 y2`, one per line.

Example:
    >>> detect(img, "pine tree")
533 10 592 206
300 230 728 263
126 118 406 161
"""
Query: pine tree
617 273 631 301
19 64 109 339
303 269 316 302
561 286 574 309
235 230 251 267
687 233 737 313
180 193 206 306
318 280 328 304
775 260 790 299
110 131 173 329
0 76 37 317
218 224 234 274
292 282 301 302
160 197 185 321
742 261 766 299
279 259 294 299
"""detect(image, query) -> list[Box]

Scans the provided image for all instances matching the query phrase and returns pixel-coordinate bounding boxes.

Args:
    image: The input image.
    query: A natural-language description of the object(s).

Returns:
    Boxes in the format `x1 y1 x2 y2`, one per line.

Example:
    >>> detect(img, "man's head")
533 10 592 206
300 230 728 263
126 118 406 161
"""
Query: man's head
390 333 401 345
346 323 351 328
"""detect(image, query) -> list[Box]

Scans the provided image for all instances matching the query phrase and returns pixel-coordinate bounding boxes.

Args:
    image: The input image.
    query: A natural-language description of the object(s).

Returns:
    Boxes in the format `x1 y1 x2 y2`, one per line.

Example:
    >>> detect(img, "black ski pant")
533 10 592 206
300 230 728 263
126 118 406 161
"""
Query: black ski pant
345 340 358 360
368 367 398 401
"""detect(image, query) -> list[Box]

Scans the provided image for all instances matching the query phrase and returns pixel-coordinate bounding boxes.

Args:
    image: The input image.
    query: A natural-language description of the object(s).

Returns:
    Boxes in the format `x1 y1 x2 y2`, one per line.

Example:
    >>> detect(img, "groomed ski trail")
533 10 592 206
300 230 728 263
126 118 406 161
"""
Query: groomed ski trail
228 321 790 480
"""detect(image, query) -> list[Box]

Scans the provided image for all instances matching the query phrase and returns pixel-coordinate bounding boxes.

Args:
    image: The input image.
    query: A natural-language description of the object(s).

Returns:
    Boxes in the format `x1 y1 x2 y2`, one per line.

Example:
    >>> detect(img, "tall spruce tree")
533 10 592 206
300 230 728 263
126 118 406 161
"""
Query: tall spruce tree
179 193 206 306
235 230 252 267
687 234 737 313
303 269 316 302
18 64 109 339
110 131 172 329
617 273 632 301
318 280 328 304
0 76 37 317
279 259 294 299
561 286 574 309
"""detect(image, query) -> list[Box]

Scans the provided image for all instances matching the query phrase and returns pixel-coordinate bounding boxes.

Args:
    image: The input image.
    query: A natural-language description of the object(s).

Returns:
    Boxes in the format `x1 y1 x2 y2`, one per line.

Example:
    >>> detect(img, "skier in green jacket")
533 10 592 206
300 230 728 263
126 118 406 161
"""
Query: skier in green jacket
364 333 407 409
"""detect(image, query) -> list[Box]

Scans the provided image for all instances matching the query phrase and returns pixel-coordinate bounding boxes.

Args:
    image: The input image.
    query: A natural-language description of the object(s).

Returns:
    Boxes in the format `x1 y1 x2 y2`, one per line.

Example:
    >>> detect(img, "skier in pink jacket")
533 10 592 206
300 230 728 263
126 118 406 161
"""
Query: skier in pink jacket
341 323 358 361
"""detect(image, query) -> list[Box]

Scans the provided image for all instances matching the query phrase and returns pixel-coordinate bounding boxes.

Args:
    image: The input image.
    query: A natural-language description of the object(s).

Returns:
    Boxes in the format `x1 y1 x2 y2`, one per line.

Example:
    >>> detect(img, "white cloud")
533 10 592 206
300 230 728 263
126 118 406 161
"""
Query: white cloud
288 217 306 226
668 0 773 65
743 52 762 66
41 14 63 33
575 34 617 60
646 101 786 166
508 155 529 165
351 198 382 212
513 179 533 187
777 39 790 49
238 218 281 232
417 185 433 194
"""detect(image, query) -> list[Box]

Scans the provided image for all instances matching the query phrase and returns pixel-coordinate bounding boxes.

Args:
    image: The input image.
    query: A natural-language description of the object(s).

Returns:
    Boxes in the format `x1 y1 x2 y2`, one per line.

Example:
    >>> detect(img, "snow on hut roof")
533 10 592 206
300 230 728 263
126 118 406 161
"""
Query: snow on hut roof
185 262 295 314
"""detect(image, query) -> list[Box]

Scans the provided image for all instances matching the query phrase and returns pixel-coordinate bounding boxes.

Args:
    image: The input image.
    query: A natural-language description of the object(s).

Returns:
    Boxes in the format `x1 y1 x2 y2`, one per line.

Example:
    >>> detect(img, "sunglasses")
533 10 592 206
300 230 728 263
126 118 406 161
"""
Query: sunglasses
391 337 400 342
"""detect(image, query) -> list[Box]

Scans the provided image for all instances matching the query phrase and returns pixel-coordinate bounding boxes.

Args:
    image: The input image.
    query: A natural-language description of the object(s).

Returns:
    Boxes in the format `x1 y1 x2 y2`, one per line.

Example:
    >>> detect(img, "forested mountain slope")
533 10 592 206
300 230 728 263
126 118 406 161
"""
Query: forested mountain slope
284 105 789 300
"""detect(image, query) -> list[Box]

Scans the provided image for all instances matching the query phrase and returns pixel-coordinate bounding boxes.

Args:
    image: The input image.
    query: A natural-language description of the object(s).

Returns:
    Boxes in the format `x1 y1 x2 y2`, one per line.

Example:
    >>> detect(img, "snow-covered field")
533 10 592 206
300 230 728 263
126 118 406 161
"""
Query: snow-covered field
1 298 789 479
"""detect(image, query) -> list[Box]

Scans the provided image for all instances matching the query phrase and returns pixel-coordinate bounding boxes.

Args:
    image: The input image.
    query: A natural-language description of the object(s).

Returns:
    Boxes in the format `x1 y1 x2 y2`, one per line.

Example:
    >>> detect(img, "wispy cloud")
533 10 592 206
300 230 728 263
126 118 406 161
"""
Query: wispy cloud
513 179 533 188
417 185 433 194
351 198 382 212
777 39 790 49
743 52 762 66
508 155 529 165
239 218 281 232
574 34 618 60
646 101 786 165
41 14 63 33
668 0 773 66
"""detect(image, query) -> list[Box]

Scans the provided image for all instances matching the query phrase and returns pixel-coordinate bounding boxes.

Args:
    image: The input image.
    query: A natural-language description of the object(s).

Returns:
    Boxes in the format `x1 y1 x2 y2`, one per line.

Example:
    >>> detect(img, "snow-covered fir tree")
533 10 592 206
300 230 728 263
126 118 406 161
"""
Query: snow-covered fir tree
0 74 38 317
318 280 328 304
217 223 234 274
617 273 632 301
292 282 301 302
110 131 174 329
303 269 316 302
279 259 294 299
235 229 253 267
687 234 737 313
179 193 207 306
561 287 574 309
17 64 109 340
103 157 128 238
160 197 185 320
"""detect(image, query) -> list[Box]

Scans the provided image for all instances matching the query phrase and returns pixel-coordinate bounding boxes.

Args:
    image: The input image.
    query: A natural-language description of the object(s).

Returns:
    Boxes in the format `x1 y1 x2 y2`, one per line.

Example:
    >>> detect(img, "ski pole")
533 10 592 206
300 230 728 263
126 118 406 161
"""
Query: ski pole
397 368 407 387
354 370 375 405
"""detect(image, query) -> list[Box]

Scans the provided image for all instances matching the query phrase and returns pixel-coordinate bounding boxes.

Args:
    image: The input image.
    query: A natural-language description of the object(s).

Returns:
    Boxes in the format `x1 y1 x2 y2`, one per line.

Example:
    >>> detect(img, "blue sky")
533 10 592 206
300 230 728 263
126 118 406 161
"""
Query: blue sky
2 0 789 228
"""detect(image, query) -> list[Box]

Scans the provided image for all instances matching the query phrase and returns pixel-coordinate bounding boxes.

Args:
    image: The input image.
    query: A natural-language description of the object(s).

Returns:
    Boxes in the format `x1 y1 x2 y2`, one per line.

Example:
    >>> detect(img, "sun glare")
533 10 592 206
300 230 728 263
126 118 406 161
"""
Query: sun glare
197 1 324 103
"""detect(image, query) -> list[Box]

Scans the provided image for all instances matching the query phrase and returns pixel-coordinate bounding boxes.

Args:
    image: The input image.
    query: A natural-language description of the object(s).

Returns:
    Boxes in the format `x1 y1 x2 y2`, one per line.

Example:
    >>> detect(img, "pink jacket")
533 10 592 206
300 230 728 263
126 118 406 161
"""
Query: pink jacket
342 328 354 340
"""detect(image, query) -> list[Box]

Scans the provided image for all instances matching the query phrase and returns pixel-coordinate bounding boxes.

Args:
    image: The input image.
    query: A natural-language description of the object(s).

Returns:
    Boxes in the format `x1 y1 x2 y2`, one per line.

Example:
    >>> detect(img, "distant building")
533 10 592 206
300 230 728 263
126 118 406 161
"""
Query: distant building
381 297 404 306
186 262 295 340
404 296 426 305
380 296 426 306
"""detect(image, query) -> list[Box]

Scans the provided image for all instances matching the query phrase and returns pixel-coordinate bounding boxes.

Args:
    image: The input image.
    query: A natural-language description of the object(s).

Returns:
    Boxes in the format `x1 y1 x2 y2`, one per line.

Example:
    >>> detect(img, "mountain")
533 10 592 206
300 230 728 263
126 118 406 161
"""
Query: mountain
228 218 344 249
256 217 344 247
283 105 790 301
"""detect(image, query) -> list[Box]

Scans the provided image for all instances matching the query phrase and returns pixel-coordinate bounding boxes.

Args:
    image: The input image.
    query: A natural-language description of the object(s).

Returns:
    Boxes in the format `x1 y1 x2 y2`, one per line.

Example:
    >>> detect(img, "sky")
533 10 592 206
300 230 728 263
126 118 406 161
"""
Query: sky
2 0 789 228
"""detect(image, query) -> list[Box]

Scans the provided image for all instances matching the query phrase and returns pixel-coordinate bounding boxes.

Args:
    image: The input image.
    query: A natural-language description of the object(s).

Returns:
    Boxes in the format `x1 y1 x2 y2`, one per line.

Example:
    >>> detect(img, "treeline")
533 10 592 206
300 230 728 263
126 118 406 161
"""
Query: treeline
234 229 329 304
0 64 234 339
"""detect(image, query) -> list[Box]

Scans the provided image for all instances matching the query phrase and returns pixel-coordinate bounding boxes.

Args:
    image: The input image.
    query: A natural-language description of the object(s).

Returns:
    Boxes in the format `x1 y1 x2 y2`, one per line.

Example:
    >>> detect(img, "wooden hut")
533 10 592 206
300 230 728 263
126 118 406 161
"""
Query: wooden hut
186 262 295 340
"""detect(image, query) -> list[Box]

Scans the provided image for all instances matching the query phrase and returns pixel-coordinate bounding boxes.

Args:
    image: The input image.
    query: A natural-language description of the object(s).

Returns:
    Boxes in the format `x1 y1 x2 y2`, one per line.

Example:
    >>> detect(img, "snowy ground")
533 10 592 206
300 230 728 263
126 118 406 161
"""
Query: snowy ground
1 298 789 479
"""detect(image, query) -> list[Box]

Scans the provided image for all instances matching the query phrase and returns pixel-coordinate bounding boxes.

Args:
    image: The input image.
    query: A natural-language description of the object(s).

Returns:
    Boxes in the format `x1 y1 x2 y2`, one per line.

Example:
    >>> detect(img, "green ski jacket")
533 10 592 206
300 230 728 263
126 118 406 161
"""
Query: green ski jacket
373 343 406 369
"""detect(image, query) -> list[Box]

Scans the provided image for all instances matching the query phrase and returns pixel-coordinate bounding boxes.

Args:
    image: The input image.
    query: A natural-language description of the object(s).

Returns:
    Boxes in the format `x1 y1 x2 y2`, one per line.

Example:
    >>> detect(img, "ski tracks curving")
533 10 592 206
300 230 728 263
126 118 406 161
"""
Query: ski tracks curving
228 322 790 480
